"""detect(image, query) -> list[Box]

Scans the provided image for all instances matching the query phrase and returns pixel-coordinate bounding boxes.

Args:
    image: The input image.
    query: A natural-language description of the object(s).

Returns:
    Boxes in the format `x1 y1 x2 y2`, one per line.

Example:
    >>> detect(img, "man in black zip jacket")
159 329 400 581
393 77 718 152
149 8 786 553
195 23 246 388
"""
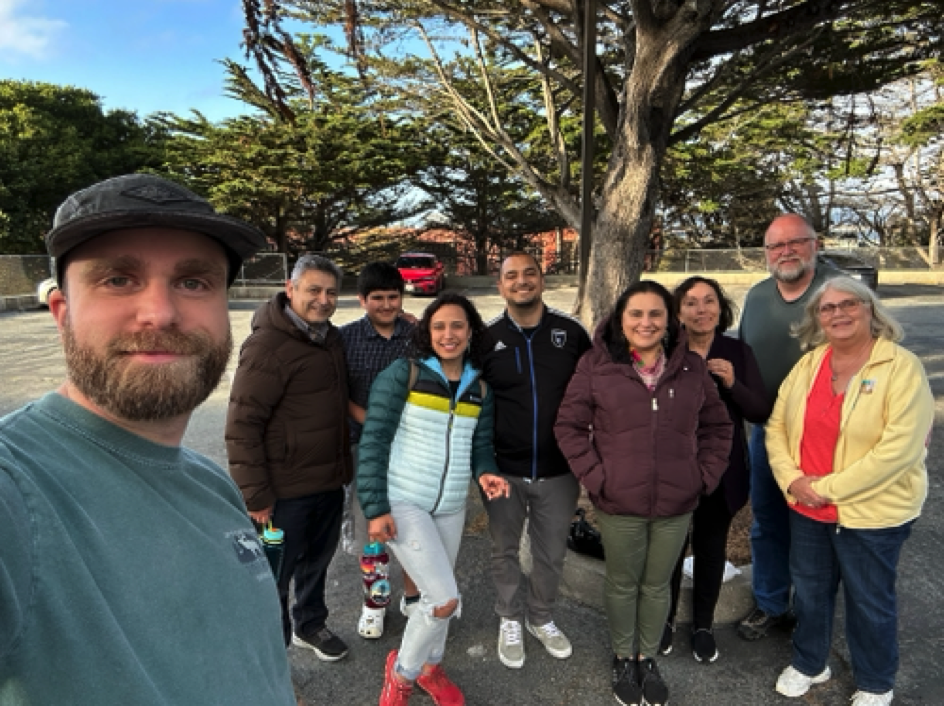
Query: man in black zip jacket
481 252 592 670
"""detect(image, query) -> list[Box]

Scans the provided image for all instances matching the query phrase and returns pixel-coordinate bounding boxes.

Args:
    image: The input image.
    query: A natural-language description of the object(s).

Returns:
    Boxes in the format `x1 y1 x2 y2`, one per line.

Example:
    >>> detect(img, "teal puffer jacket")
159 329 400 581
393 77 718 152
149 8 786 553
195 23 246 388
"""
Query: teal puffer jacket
356 357 497 519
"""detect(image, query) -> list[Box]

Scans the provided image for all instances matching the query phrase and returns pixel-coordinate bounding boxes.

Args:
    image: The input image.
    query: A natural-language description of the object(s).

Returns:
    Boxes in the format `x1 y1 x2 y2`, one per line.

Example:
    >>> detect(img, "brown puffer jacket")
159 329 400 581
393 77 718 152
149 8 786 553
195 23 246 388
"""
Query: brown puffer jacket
554 320 733 518
225 293 352 511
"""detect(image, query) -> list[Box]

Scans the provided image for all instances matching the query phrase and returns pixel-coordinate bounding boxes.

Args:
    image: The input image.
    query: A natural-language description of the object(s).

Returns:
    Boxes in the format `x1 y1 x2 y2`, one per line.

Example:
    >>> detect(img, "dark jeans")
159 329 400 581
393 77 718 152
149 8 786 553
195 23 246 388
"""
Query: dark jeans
272 488 344 645
668 487 734 629
790 511 913 693
749 424 792 615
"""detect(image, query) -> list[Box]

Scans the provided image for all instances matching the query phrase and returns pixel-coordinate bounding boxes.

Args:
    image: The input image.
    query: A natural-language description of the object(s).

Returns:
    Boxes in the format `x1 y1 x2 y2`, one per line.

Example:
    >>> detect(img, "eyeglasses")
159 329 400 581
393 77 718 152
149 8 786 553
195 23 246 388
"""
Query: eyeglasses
817 298 862 318
764 237 814 254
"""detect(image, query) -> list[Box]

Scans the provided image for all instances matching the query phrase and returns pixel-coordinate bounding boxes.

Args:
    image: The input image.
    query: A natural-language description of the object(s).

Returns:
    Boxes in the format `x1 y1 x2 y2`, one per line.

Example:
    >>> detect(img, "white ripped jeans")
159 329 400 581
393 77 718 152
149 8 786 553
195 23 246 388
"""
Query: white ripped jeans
387 501 465 679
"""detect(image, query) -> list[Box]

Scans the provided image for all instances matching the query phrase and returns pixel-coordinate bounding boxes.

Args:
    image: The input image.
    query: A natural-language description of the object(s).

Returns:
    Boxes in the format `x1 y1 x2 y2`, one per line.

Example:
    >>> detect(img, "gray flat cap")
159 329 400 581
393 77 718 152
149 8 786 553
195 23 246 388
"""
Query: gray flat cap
46 173 268 285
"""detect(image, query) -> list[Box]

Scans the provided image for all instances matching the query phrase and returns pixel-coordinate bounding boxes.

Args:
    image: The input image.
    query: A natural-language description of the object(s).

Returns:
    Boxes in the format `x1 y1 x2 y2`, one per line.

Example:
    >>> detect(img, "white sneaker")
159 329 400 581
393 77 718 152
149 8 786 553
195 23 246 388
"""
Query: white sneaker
498 618 525 668
851 690 893 706
357 606 385 639
775 665 831 697
526 620 573 659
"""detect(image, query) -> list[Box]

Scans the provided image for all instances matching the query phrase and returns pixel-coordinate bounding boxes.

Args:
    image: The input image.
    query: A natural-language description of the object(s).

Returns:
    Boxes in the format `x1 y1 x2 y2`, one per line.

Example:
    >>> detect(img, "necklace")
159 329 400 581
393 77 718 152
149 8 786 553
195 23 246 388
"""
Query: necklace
830 340 874 381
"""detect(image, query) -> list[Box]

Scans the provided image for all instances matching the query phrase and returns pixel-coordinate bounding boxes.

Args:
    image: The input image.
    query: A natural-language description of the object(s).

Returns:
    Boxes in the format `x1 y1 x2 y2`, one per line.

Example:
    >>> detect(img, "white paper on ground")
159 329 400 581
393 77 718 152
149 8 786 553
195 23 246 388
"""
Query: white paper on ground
683 556 742 583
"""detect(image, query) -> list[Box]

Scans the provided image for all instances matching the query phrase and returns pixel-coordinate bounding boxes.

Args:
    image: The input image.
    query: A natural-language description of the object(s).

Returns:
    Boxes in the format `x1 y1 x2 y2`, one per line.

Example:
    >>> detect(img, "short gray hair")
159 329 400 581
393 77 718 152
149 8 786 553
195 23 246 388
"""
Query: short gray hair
793 276 904 351
291 254 343 287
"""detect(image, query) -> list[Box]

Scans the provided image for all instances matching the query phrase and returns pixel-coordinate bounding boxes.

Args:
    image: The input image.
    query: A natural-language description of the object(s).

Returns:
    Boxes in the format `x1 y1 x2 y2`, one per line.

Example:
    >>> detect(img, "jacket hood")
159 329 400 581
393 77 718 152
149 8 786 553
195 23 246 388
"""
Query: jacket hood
591 310 690 372
417 356 481 399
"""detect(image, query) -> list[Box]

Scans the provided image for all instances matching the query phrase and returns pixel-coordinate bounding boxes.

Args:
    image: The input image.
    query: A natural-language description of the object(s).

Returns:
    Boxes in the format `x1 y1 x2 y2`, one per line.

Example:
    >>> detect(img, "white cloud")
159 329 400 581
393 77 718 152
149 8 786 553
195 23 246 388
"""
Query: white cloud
0 0 67 59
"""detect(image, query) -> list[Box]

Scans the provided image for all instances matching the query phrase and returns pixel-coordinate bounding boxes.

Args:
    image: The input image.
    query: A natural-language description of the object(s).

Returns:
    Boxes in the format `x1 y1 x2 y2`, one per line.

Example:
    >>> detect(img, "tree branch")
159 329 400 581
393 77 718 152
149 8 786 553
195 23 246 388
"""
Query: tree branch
692 0 852 60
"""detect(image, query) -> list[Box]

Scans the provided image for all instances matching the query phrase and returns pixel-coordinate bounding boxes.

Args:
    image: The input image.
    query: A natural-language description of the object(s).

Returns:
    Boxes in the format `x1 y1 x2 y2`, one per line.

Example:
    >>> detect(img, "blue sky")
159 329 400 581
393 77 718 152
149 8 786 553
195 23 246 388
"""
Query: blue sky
0 0 263 121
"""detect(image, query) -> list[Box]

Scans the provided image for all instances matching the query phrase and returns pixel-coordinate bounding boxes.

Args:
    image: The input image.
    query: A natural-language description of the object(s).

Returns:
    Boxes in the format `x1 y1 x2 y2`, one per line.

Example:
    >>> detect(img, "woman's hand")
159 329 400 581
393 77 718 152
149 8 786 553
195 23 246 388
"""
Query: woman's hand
479 473 511 501
706 358 735 389
368 514 397 543
788 476 828 509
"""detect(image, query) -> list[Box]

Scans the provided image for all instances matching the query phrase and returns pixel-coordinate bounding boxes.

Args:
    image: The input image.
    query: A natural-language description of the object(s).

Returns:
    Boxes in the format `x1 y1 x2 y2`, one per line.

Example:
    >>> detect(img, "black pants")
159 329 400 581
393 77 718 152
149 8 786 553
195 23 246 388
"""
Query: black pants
667 488 735 630
272 488 344 644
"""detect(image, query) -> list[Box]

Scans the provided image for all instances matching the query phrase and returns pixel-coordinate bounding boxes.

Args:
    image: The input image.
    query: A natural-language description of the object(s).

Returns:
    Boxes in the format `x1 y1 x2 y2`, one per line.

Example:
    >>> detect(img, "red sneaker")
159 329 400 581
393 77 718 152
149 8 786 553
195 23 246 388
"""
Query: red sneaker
416 664 465 706
379 651 412 706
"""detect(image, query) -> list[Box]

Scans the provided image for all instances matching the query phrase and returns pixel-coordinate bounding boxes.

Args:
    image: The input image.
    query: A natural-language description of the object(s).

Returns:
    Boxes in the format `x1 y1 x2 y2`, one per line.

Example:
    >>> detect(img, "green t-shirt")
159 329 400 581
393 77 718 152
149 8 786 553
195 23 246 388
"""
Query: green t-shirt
0 393 294 706
739 264 836 403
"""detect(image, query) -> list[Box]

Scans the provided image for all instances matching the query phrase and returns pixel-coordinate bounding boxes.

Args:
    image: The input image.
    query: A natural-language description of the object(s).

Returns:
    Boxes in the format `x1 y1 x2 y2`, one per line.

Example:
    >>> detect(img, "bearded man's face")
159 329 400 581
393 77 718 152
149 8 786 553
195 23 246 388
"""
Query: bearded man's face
62 321 232 421
51 228 233 424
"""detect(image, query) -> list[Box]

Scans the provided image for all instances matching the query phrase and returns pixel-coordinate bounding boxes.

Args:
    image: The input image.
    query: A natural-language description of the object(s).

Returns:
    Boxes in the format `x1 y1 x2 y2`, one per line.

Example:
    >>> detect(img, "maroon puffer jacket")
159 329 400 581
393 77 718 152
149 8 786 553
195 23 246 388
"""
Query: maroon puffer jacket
554 321 732 518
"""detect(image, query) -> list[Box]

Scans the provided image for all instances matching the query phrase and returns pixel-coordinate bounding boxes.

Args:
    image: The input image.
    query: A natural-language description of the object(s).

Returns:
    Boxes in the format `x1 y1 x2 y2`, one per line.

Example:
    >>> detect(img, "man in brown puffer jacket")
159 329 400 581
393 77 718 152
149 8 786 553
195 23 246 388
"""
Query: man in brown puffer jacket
226 254 353 661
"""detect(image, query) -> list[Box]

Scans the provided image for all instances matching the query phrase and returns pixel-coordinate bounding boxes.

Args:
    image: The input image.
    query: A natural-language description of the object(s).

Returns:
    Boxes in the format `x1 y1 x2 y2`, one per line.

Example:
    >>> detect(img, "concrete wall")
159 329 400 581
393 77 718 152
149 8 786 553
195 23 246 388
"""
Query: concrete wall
6 270 944 313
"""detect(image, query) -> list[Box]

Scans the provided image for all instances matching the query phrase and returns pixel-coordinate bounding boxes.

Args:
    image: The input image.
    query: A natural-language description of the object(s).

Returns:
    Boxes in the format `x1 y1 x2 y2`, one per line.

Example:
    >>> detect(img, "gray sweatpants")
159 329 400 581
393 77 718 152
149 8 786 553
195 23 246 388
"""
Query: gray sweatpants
484 473 580 626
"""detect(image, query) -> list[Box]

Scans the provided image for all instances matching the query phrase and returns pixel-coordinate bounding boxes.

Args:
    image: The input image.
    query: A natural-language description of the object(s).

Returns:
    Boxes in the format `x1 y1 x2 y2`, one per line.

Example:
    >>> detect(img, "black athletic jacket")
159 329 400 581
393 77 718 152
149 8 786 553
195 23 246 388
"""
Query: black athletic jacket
482 307 591 480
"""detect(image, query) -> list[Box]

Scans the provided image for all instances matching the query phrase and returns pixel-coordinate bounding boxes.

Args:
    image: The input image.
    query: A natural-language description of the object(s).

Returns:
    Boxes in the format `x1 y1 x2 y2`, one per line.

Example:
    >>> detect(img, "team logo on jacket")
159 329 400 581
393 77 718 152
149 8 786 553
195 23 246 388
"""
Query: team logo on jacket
494 340 507 351
551 329 567 348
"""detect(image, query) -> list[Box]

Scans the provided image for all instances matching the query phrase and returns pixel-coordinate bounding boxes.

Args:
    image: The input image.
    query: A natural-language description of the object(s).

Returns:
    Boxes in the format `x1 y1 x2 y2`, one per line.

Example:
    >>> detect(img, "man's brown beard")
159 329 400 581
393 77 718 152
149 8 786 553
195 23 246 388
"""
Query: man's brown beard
62 320 233 422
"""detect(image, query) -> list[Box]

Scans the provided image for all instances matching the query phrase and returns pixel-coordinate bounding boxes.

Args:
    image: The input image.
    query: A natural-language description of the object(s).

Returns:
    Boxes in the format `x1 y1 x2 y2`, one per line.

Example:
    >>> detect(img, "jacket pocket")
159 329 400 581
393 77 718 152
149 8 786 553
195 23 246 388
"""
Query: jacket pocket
265 427 288 463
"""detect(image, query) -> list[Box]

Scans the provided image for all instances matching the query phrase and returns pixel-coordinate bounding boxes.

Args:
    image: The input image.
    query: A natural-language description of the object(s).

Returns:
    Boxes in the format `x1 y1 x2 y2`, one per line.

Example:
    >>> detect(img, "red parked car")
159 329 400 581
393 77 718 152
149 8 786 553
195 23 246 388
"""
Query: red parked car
395 253 445 295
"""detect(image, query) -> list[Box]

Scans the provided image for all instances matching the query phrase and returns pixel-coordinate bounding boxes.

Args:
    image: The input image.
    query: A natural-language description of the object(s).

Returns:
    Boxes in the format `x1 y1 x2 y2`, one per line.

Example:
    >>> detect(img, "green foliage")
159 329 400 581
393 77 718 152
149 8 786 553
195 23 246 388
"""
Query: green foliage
155 59 434 256
662 103 814 246
0 80 163 254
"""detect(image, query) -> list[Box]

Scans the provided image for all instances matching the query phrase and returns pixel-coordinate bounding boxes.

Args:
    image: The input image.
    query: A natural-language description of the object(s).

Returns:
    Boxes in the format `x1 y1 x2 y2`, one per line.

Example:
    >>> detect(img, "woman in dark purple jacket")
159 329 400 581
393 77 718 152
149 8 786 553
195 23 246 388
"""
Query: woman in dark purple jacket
663 276 770 664
555 281 732 706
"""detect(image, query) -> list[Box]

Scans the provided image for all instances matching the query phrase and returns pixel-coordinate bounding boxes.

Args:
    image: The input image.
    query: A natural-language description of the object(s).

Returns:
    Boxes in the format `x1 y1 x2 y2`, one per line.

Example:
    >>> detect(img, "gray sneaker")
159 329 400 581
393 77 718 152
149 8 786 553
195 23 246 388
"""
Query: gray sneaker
526 619 573 659
498 618 525 668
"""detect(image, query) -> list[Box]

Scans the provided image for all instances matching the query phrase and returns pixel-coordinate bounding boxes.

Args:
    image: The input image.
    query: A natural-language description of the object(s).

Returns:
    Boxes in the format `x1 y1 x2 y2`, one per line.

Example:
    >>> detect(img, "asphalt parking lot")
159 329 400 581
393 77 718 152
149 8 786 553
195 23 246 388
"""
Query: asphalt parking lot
1 283 943 705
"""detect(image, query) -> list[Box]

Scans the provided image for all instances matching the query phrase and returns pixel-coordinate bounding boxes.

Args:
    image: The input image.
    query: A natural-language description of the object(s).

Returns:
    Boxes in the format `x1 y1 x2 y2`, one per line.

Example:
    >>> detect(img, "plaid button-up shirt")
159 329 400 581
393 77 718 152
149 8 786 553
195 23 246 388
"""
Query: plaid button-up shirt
339 315 415 442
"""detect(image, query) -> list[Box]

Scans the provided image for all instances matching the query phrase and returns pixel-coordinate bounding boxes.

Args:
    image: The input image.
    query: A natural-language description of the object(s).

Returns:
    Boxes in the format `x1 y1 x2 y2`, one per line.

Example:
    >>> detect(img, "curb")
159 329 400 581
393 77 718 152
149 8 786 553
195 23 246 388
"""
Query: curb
520 529 754 626
0 295 38 313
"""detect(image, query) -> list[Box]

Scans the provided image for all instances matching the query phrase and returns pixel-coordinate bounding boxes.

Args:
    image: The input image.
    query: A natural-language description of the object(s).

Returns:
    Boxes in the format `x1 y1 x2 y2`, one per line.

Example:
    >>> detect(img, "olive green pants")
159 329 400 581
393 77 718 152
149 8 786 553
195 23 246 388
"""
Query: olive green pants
596 511 692 658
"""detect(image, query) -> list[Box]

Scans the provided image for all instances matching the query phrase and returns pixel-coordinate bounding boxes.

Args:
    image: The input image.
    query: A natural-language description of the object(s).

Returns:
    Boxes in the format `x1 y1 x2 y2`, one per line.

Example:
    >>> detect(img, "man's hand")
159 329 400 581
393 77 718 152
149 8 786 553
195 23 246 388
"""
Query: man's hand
479 473 511 501
368 514 397 543
249 506 273 525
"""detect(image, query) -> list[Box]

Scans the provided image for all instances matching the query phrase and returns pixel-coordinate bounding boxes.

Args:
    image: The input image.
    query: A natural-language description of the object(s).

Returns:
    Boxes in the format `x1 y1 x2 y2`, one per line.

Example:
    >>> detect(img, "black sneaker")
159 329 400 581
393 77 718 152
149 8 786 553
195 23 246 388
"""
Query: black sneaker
292 626 349 662
639 658 669 706
737 606 795 641
611 655 643 706
691 628 719 663
659 622 675 655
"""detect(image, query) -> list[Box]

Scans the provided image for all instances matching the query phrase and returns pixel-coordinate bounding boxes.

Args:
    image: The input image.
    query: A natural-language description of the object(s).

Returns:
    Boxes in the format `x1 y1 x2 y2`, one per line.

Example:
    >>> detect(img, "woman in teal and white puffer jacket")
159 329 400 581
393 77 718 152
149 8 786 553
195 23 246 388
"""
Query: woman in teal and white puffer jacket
357 293 509 706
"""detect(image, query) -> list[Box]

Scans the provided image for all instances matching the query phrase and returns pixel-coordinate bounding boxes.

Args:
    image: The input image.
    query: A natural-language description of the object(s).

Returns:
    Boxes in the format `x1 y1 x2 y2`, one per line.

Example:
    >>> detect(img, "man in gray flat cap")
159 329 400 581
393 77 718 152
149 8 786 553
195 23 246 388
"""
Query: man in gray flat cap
0 174 296 705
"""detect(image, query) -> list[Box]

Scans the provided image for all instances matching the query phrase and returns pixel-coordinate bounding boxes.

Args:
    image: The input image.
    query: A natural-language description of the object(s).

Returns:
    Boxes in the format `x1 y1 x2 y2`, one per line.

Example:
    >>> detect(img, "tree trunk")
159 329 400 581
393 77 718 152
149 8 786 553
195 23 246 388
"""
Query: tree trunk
475 232 490 275
576 19 696 326
929 208 942 265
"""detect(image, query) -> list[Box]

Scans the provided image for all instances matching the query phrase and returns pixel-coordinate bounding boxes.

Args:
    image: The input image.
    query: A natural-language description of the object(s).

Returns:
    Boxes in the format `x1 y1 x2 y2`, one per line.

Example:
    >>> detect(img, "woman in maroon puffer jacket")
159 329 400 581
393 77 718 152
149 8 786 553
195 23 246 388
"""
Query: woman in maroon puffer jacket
555 280 732 706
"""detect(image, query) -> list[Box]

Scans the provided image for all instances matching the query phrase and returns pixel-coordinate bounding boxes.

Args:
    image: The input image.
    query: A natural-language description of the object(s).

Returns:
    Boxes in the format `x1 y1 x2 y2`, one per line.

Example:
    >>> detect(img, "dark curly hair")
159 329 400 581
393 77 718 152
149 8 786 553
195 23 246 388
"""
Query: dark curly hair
672 276 738 333
604 280 680 364
411 292 489 370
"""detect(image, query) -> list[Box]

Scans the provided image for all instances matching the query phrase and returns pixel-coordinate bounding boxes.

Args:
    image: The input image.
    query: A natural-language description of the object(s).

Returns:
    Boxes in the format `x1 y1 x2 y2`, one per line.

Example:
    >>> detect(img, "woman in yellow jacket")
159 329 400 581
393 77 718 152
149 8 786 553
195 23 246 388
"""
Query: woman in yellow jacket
766 277 933 706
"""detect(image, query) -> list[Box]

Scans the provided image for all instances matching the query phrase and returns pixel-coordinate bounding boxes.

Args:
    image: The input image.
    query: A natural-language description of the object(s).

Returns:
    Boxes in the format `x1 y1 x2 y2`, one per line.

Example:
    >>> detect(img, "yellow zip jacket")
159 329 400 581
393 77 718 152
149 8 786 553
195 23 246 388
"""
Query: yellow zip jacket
766 337 933 529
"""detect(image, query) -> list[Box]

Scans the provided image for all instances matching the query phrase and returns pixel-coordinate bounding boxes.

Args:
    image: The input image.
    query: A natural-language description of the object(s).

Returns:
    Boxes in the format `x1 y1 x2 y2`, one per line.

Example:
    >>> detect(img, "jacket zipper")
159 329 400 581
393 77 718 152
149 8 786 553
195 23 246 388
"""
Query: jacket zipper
524 333 540 480
431 382 460 514
650 393 659 514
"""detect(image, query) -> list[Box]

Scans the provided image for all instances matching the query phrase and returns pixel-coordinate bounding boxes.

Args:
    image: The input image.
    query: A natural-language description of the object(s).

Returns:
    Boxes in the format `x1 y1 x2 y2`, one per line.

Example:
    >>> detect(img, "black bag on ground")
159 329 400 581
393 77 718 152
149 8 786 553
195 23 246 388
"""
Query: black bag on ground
567 508 605 560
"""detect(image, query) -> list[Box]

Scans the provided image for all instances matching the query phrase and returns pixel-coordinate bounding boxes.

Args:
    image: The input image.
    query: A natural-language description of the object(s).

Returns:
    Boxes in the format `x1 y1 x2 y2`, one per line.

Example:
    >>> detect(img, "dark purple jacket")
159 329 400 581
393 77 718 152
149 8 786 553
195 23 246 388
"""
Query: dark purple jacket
704 334 770 514
554 321 733 518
